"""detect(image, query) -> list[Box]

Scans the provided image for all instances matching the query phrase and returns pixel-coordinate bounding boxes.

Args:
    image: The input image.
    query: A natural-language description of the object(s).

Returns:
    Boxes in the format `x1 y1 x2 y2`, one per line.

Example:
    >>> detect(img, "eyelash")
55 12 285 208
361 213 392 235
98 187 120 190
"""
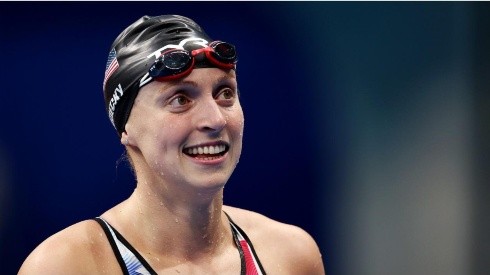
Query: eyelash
168 94 190 107
165 86 236 109
215 87 236 101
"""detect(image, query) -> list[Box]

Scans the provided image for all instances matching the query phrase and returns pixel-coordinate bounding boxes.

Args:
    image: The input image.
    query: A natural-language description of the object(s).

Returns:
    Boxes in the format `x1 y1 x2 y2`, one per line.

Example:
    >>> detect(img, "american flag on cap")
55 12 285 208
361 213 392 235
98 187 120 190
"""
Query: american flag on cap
103 48 119 89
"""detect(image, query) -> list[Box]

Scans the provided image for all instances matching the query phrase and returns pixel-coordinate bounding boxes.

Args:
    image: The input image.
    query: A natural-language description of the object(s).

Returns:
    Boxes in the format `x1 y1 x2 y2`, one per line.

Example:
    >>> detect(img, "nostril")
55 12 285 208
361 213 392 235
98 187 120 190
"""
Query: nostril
200 117 226 133
195 102 227 132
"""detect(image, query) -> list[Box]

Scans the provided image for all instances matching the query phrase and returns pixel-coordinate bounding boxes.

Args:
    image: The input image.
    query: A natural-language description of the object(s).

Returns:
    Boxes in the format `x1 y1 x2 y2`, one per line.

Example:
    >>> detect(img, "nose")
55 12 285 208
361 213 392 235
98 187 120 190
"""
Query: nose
195 99 227 134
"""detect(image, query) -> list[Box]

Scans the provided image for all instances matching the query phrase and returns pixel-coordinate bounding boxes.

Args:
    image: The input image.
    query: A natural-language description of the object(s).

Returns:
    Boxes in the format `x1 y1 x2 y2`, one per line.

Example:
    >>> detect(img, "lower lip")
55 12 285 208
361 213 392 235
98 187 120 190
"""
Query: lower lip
184 152 228 165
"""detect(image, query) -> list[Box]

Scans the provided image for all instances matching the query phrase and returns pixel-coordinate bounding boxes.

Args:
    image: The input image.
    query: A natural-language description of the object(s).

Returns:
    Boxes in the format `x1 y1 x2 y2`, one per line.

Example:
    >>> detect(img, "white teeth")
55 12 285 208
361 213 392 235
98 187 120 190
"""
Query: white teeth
186 145 227 155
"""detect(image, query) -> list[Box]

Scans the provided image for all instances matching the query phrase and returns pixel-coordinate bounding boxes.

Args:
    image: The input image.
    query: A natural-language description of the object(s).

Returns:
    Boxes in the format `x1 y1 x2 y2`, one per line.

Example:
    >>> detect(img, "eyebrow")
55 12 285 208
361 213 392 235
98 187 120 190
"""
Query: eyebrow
214 74 236 86
188 73 236 87
166 80 199 89
157 71 236 93
155 80 197 95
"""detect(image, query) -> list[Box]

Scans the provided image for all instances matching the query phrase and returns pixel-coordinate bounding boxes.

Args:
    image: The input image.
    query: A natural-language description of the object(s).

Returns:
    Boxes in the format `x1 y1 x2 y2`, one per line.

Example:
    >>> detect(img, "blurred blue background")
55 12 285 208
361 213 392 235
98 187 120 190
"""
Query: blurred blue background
1 2 489 275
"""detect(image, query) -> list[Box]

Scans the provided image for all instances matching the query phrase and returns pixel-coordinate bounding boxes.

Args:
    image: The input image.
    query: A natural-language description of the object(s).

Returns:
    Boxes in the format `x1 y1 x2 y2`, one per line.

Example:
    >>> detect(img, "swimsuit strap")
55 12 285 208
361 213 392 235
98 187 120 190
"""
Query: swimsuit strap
224 211 266 275
94 217 157 275
95 213 266 275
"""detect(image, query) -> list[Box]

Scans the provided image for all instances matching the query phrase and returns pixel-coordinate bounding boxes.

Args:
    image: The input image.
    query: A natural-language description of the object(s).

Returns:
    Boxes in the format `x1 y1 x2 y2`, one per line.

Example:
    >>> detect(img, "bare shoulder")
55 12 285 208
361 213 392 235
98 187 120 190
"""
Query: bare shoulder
18 219 117 274
223 205 325 274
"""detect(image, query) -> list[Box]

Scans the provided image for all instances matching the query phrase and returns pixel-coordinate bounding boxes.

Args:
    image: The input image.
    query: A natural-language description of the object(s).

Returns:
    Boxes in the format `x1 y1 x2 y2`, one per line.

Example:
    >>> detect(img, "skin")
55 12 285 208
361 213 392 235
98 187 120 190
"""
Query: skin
19 68 325 274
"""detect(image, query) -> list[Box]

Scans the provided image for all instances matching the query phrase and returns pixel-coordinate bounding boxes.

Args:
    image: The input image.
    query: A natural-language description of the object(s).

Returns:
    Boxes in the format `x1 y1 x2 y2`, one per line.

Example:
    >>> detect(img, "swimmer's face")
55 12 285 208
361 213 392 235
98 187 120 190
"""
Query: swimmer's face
123 68 244 193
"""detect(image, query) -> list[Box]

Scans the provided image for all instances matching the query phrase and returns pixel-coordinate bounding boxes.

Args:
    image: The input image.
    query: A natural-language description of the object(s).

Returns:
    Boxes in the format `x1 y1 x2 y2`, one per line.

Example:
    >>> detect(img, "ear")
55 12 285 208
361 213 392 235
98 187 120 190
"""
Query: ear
120 131 130 146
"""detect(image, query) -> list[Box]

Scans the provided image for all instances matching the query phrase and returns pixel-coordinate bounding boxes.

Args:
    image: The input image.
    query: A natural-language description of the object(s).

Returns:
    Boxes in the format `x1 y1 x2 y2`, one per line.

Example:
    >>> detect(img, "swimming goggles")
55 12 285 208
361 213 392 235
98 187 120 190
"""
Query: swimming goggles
148 41 237 81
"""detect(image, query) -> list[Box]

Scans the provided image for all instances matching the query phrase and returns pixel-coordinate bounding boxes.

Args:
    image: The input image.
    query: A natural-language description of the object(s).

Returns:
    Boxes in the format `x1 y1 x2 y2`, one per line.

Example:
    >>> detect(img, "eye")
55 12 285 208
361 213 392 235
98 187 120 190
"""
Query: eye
168 95 191 107
221 89 234 99
215 87 236 101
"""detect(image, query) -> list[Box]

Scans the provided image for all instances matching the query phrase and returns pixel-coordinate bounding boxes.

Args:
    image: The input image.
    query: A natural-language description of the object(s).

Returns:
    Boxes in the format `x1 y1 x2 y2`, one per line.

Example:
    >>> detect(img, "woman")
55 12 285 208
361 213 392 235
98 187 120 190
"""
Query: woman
19 15 325 275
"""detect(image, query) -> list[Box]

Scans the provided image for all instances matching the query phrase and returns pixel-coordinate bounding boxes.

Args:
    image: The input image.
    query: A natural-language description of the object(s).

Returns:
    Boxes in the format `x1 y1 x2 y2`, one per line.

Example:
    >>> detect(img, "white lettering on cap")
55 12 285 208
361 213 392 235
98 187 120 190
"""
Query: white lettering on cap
147 37 209 59
108 83 124 126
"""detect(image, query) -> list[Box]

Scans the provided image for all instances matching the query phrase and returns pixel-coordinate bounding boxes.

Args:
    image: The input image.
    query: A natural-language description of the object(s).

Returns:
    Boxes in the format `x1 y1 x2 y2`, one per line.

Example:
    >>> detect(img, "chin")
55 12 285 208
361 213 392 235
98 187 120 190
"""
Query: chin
186 174 230 193
197 177 229 190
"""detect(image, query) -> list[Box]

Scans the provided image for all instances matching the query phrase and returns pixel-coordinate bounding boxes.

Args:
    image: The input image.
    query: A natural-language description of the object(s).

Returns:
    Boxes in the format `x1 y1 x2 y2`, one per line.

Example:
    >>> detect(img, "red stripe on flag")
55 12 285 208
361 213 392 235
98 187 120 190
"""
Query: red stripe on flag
103 61 119 86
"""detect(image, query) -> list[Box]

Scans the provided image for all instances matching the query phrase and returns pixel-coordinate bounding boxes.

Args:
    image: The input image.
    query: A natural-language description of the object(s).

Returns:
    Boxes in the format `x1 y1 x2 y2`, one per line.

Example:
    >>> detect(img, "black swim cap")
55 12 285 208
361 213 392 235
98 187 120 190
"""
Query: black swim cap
103 15 216 136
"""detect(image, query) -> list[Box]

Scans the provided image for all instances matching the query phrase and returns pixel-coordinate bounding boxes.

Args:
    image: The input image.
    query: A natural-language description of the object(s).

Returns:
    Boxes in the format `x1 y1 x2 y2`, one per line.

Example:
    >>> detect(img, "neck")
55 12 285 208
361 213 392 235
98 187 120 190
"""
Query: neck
114 178 230 261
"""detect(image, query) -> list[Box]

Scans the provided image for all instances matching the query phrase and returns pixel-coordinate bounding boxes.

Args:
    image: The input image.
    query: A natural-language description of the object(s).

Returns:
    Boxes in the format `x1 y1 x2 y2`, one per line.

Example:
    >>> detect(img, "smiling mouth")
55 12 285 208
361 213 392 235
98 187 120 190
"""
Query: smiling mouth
183 143 229 160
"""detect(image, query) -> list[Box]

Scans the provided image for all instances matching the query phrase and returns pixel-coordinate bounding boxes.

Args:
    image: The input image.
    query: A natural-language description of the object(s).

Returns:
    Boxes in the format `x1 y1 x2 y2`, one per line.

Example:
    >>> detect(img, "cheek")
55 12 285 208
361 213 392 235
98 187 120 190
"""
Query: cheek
230 108 244 166
127 107 169 159
229 105 244 133
125 99 156 139
142 130 180 171
228 107 245 149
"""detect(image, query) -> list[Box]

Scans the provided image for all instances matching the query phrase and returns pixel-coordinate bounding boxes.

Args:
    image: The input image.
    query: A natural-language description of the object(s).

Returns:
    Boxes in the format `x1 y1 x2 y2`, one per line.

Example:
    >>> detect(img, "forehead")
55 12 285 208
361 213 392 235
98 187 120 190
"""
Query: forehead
140 68 237 95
